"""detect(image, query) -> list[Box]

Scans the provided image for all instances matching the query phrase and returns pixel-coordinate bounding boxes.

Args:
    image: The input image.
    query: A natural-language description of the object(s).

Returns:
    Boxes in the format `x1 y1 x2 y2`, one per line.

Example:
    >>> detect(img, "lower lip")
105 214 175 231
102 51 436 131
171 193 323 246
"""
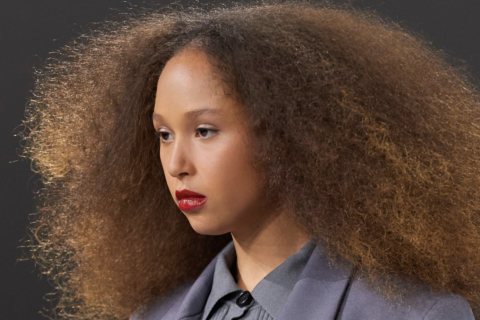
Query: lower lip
178 197 207 211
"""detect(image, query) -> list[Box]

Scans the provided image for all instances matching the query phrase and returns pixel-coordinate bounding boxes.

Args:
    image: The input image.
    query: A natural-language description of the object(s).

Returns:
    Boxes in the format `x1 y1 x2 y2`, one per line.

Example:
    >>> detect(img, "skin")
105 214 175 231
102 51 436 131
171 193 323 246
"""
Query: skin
153 47 310 291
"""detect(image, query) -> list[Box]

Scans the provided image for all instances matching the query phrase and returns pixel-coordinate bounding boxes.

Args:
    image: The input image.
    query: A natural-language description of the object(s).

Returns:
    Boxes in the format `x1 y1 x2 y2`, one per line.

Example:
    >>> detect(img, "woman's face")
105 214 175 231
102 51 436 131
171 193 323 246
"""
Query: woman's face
153 48 270 236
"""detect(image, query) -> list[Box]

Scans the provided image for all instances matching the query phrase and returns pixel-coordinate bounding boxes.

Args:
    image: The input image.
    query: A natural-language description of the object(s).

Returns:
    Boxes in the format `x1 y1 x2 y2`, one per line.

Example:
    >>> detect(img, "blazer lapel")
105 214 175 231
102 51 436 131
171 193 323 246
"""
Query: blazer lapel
276 244 354 320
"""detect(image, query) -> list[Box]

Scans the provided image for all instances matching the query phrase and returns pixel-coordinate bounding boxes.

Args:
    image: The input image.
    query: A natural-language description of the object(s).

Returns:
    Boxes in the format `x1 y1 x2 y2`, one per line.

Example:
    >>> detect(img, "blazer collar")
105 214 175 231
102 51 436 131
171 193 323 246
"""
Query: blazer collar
173 241 354 320
276 243 354 320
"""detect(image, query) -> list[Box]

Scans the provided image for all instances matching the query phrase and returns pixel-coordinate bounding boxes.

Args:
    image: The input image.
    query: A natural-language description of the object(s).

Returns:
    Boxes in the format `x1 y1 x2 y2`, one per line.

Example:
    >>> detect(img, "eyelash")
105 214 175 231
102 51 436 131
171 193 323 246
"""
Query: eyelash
154 127 219 143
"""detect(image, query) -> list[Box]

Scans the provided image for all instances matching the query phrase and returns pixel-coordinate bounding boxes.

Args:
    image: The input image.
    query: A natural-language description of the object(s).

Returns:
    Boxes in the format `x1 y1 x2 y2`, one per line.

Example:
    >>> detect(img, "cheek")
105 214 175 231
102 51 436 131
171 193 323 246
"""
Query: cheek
200 140 260 212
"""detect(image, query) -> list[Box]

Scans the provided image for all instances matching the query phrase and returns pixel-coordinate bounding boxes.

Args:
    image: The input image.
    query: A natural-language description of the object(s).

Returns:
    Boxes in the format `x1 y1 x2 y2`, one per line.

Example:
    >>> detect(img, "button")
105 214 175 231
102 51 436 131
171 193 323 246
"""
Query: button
236 291 253 307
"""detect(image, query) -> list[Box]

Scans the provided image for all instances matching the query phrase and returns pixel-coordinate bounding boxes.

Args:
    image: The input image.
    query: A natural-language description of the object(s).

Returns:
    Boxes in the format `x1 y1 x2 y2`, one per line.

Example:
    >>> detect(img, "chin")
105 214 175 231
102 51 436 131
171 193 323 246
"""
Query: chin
185 215 232 236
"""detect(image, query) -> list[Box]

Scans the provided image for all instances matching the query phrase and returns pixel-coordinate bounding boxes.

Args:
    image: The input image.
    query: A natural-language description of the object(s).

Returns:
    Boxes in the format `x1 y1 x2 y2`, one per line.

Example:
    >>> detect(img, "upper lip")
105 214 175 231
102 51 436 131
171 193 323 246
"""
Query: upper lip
175 188 206 201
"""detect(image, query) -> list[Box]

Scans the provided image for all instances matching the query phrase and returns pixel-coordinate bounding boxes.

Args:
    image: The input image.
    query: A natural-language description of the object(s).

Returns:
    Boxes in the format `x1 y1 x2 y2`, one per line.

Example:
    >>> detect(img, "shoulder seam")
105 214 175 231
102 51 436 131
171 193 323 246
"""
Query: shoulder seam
421 298 441 320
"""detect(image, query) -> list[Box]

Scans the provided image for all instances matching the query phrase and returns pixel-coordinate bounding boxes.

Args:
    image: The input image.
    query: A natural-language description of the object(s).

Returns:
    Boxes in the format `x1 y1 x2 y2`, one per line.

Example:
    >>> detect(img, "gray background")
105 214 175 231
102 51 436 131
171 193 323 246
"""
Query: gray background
1 0 479 319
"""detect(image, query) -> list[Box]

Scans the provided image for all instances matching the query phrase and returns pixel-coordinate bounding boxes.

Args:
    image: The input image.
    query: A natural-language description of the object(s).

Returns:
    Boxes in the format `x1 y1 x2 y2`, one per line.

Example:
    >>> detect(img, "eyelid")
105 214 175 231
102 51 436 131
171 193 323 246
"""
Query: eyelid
196 124 215 129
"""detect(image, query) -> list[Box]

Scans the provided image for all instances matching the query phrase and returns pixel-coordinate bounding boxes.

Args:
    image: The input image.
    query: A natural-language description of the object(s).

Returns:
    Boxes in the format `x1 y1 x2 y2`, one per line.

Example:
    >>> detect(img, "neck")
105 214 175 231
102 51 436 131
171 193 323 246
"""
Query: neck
231 210 310 292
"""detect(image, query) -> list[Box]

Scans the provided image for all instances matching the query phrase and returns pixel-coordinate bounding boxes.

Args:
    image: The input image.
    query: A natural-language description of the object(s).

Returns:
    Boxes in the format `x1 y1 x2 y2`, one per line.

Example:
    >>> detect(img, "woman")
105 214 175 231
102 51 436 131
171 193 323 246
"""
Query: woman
20 1 480 319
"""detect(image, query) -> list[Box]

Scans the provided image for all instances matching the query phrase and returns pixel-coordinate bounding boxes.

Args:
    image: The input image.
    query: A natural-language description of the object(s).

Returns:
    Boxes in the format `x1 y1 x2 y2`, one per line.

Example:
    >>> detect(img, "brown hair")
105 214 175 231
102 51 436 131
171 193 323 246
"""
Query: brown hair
19 0 480 319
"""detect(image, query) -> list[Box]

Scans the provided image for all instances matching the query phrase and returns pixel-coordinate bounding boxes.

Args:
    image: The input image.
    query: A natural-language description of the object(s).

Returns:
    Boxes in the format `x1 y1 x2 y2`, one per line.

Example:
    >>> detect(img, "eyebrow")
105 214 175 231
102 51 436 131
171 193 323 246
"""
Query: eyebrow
152 108 223 122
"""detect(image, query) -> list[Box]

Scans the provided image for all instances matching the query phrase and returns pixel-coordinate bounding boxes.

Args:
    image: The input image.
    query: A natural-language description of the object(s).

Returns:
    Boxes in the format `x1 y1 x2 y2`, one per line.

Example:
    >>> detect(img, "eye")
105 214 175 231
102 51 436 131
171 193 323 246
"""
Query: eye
196 127 218 139
154 127 218 142
155 130 173 143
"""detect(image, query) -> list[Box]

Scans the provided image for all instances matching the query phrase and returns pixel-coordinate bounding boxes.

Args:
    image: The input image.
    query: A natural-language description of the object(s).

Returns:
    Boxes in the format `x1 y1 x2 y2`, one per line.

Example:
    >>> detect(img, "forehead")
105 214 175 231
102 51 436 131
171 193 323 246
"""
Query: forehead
153 49 237 119
158 49 220 91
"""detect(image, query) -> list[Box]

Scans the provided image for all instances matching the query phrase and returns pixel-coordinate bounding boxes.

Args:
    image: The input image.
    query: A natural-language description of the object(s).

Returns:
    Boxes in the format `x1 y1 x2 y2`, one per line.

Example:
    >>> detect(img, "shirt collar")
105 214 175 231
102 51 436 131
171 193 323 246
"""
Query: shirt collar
201 241 239 320
201 238 316 320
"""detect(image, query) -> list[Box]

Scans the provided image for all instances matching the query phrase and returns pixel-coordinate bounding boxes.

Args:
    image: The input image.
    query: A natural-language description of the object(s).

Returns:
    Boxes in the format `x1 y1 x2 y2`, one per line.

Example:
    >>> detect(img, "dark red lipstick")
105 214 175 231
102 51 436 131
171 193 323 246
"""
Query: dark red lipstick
175 189 207 211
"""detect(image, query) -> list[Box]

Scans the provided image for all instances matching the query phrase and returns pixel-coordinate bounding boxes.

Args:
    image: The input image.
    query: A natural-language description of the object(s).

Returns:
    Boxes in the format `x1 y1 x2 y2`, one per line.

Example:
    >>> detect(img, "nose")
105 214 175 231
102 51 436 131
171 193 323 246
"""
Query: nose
164 138 191 178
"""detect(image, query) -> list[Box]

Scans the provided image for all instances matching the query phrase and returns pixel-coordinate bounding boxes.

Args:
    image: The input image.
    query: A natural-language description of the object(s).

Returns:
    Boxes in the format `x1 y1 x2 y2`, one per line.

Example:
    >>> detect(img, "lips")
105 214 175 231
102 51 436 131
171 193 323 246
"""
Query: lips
175 189 207 211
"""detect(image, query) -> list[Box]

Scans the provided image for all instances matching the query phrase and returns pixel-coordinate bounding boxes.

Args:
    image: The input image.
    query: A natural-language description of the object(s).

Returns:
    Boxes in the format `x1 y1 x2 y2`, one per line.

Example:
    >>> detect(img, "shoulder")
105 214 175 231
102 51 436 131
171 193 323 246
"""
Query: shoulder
339 275 474 320
422 293 474 320
129 281 194 320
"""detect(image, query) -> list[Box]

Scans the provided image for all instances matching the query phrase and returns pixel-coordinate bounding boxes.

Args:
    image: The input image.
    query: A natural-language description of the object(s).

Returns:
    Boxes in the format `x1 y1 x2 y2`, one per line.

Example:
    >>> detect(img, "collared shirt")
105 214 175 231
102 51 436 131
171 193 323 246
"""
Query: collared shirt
200 239 316 320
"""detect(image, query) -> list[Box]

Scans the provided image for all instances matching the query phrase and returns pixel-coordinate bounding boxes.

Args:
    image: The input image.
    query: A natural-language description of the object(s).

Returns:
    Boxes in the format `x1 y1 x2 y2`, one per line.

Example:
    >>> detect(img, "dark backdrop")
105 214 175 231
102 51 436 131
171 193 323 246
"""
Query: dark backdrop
1 1 479 319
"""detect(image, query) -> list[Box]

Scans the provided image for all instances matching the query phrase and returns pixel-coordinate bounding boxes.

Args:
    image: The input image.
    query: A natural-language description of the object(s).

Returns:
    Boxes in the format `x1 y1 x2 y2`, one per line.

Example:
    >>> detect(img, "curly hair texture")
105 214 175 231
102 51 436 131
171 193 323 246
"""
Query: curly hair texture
19 0 480 319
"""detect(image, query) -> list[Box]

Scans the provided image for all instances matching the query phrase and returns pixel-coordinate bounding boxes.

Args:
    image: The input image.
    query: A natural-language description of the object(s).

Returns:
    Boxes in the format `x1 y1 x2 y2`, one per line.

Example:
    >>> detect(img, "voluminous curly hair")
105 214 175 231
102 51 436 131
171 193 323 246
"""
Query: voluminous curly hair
19 0 480 319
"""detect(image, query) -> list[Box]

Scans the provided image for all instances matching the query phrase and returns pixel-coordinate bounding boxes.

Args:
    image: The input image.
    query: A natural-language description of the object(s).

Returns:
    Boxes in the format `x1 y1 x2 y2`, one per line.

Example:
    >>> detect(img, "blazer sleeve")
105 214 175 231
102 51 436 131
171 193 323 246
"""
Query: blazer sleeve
423 294 474 320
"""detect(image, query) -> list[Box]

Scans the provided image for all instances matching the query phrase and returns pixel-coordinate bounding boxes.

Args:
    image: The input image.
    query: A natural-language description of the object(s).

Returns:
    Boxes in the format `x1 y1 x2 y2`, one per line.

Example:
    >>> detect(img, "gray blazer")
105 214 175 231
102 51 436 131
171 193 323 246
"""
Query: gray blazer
131 242 474 320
